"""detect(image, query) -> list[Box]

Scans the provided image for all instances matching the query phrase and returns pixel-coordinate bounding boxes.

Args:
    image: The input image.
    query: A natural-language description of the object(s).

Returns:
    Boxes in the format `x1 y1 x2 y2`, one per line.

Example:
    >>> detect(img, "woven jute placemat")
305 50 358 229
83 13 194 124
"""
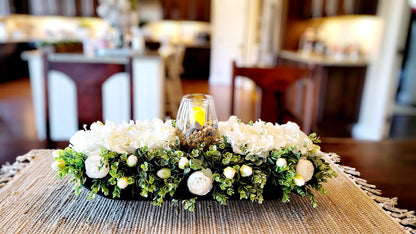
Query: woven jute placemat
0 150 412 233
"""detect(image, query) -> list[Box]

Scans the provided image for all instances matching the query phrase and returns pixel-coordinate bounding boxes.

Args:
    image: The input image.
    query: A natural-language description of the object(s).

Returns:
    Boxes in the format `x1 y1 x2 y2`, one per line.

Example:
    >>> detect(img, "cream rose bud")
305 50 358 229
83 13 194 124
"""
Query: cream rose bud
52 149 64 159
117 177 129 189
157 168 171 179
276 158 287 167
294 174 305 186
223 167 236 179
51 160 65 171
240 165 253 177
187 171 213 196
178 157 189 169
127 155 138 167
85 155 110 179
295 158 314 182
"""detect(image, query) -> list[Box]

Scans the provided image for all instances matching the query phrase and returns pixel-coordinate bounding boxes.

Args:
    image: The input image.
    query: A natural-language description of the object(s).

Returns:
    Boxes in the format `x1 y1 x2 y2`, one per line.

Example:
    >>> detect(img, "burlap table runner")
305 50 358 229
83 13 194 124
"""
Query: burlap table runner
0 150 409 233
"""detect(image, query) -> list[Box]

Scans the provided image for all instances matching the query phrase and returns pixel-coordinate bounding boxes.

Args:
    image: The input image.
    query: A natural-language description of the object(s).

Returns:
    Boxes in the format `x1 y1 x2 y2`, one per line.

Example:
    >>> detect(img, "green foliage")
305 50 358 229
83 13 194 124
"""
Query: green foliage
309 133 321 144
182 198 197 211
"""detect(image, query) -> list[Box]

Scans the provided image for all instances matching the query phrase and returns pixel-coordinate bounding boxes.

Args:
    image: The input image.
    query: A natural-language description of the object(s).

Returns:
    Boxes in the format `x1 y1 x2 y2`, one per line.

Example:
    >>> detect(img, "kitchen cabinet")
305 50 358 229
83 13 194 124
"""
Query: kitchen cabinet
8 0 99 16
159 0 211 22
287 0 379 19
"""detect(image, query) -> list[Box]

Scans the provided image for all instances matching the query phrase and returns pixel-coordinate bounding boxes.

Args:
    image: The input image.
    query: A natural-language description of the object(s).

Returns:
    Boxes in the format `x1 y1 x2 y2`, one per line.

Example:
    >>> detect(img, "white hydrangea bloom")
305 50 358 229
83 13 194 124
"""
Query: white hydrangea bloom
69 119 178 155
218 116 315 158
126 119 176 152
69 125 106 156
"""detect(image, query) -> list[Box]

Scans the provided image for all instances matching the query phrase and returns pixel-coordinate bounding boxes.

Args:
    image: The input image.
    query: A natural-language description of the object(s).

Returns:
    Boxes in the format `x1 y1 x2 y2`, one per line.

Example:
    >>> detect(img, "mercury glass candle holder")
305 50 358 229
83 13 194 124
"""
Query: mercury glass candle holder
176 94 219 149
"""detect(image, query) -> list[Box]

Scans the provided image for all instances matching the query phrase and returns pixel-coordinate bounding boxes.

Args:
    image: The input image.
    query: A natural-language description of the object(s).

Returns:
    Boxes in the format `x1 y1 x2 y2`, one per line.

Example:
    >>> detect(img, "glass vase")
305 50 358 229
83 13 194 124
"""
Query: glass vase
176 94 219 149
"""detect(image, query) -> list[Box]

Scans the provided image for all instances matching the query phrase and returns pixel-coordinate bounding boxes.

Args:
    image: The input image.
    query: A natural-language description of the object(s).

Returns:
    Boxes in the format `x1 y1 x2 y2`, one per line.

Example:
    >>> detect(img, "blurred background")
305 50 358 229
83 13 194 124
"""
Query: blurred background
0 0 415 165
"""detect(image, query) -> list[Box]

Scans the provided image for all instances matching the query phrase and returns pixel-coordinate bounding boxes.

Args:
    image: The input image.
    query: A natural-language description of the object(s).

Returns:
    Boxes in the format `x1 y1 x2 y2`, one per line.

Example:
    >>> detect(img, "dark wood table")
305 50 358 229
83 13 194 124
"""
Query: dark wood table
320 138 416 212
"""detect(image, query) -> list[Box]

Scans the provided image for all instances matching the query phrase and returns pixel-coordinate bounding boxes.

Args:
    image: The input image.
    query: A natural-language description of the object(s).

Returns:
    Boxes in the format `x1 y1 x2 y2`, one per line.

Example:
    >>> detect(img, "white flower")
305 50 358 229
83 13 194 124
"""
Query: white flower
51 160 65 171
129 119 178 152
294 174 305 186
218 116 315 158
187 171 213 196
157 168 171 179
178 157 189 169
276 158 287 167
69 119 178 156
85 154 110 179
69 122 108 155
223 167 236 179
52 149 64 159
127 155 138 167
117 177 129 189
240 165 253 177
296 158 314 182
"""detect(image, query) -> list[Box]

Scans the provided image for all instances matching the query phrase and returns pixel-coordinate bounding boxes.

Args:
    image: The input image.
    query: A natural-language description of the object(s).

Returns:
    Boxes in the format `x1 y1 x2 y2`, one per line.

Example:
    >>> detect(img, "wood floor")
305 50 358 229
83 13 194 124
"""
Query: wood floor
0 77 415 212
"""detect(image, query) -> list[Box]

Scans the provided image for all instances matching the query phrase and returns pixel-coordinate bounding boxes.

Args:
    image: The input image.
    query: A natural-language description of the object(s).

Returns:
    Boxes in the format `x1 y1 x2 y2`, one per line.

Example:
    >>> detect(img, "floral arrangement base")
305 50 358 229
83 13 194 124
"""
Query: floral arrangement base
83 176 285 201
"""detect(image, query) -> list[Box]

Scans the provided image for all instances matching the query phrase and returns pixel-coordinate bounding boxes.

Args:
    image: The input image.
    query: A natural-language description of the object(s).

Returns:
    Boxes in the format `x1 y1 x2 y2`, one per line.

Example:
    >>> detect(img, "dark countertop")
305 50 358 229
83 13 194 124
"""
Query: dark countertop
280 50 368 67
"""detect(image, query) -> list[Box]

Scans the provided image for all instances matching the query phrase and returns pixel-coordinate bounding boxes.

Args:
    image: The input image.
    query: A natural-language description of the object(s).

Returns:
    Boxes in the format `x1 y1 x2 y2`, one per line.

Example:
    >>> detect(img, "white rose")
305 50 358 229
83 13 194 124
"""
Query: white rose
127 155 138 167
187 171 213 196
223 167 236 179
276 158 287 167
51 160 65 171
296 158 314 182
294 174 305 186
117 177 129 189
240 165 253 177
178 157 189 169
157 168 171 179
85 154 110 179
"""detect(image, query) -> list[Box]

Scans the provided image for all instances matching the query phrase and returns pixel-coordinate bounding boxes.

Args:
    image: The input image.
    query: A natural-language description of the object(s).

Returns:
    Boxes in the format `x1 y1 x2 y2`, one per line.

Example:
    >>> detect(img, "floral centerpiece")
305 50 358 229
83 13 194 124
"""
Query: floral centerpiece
52 94 337 211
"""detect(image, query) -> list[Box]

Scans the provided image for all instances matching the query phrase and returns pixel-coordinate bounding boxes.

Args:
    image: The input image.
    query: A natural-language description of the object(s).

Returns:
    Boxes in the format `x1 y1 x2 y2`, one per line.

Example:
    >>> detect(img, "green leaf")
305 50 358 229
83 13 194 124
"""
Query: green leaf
190 159 203 170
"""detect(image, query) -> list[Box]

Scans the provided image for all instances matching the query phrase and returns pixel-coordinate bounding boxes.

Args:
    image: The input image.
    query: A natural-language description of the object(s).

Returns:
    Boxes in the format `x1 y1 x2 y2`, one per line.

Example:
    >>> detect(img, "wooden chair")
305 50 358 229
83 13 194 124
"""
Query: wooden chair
43 53 133 146
230 61 316 134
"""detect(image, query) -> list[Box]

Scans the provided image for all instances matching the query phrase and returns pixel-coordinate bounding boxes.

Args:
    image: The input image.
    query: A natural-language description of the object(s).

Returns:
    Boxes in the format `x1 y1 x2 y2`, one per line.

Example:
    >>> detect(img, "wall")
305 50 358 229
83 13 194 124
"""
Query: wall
352 0 412 140
209 0 261 85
